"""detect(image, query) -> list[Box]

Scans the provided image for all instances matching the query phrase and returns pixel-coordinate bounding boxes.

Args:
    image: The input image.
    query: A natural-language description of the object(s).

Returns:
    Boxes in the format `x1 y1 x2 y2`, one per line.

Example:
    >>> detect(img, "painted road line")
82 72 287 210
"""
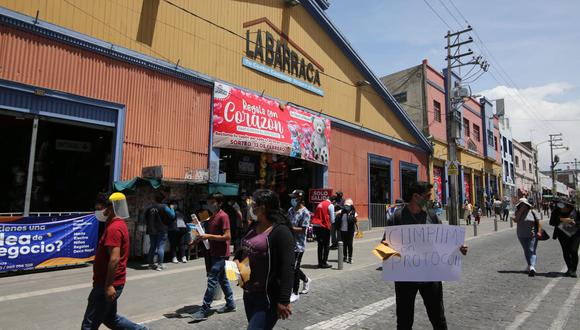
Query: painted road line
549 277 580 330
304 297 396 330
505 266 567 330
0 264 206 303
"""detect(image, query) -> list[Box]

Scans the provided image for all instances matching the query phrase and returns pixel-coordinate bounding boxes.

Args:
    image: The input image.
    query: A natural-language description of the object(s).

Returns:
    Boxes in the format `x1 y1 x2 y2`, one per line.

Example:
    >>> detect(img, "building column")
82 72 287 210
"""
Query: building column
470 170 476 205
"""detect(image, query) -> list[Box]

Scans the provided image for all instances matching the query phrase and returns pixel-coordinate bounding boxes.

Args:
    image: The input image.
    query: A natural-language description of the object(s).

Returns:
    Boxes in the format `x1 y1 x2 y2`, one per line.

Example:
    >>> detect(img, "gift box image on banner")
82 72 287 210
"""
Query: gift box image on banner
0 214 98 272
212 83 331 165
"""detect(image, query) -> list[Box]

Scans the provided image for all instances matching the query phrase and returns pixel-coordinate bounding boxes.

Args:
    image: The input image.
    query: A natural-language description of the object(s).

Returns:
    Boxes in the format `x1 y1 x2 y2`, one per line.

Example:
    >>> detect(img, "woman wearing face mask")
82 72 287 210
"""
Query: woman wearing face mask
549 199 580 277
235 189 295 330
287 190 311 303
513 197 542 277
338 198 357 264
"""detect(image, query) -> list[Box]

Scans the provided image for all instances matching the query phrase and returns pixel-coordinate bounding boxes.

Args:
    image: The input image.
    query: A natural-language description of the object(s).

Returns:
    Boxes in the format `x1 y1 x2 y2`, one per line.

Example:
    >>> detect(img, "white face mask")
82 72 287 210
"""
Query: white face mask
248 206 258 221
95 209 107 222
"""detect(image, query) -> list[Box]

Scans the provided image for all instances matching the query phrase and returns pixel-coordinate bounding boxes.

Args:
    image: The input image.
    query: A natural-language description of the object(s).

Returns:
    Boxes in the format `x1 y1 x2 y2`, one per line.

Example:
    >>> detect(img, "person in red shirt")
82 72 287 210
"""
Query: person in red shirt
189 192 236 322
311 197 335 268
81 193 147 330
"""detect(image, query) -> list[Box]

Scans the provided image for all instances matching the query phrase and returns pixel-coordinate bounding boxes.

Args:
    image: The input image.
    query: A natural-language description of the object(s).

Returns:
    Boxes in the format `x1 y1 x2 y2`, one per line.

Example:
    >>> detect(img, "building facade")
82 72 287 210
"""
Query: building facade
0 1 432 228
513 140 536 197
382 60 503 211
499 114 517 204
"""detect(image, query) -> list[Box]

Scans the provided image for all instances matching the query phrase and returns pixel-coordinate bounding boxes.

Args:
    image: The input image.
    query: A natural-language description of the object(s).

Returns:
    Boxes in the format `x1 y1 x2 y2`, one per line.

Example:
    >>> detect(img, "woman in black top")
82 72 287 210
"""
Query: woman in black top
550 199 580 277
337 198 357 264
235 189 295 330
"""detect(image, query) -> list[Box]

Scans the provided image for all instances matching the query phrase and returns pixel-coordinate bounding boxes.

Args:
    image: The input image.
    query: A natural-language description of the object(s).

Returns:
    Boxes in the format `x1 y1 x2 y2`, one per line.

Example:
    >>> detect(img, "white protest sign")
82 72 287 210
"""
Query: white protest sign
382 224 466 282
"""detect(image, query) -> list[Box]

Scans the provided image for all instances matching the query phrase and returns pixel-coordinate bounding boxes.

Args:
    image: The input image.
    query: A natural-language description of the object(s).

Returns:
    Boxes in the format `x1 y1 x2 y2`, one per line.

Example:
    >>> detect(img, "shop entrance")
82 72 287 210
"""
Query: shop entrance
218 149 323 210
0 112 114 213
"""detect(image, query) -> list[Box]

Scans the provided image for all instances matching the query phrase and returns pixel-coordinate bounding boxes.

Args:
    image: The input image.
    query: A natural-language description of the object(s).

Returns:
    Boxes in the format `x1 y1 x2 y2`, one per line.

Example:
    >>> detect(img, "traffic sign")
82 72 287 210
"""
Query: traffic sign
448 162 459 175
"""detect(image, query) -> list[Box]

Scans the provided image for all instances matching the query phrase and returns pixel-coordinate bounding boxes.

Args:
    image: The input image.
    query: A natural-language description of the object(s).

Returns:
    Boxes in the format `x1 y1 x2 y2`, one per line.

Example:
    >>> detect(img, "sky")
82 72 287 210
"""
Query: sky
325 0 580 171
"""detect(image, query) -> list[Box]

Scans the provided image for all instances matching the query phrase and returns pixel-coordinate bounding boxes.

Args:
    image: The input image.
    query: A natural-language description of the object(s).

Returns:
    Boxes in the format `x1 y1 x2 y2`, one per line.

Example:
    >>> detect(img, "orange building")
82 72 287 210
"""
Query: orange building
0 1 432 226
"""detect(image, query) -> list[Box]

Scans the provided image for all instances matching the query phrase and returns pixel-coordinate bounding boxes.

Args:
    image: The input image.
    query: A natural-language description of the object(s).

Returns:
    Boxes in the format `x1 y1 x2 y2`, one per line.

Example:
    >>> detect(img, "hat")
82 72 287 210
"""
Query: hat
516 197 533 208
289 190 305 198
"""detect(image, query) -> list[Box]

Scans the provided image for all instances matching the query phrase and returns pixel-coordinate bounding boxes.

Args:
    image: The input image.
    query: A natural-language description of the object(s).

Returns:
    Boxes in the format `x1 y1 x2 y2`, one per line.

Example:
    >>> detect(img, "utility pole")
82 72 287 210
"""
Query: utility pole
444 26 488 225
549 133 566 197
560 158 580 204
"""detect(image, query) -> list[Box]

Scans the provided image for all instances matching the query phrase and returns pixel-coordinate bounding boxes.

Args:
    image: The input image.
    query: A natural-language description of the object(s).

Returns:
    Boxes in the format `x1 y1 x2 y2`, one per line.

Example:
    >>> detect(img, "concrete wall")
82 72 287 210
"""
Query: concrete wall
381 65 425 133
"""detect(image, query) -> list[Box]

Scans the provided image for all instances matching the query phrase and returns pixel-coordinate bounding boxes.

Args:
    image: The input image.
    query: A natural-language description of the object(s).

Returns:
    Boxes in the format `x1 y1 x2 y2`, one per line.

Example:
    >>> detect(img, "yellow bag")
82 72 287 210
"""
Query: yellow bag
355 230 364 239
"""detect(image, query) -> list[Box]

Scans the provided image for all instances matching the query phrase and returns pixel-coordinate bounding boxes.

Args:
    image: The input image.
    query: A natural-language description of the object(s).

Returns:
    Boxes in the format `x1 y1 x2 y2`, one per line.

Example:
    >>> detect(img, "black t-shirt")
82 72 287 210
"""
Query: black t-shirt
388 206 440 226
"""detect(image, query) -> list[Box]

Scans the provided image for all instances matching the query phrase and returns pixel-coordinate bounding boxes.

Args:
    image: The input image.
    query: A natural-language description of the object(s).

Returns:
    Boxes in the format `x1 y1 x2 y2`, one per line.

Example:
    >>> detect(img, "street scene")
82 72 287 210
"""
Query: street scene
1 1 579 330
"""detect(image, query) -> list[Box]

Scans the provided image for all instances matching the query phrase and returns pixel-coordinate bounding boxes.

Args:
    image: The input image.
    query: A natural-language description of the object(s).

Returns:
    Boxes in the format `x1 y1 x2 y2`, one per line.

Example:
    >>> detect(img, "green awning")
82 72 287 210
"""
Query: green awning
113 177 162 192
208 183 239 196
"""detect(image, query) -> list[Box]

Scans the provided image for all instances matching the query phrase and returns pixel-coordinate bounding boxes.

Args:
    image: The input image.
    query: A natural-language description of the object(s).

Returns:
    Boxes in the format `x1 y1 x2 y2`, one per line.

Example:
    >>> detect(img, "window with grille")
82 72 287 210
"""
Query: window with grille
473 125 480 142
434 100 441 122
463 118 470 137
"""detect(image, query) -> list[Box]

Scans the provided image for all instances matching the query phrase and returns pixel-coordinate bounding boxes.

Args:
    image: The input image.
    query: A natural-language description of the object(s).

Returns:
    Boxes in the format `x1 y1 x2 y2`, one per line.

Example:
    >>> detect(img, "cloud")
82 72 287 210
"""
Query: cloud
478 83 580 171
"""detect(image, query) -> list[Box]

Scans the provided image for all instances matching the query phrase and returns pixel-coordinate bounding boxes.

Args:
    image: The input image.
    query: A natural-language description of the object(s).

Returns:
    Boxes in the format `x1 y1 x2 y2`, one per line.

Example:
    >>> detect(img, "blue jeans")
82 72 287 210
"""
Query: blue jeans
148 232 168 266
202 257 235 310
81 285 146 330
243 291 278 330
518 236 538 269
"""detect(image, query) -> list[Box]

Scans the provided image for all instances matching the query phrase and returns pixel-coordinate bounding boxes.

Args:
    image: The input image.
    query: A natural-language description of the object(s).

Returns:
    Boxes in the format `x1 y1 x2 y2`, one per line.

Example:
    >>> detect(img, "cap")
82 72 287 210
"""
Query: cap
289 190 305 198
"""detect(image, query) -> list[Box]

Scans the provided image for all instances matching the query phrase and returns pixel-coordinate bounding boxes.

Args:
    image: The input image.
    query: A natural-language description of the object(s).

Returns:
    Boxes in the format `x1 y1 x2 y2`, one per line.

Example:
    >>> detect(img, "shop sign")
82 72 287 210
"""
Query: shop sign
185 169 209 183
243 19 324 96
212 83 331 165
309 189 333 203
0 214 98 273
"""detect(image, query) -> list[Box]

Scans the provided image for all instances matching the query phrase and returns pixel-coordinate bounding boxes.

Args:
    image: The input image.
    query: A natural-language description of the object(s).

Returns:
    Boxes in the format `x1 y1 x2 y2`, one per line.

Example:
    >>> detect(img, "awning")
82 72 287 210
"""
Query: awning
113 177 162 192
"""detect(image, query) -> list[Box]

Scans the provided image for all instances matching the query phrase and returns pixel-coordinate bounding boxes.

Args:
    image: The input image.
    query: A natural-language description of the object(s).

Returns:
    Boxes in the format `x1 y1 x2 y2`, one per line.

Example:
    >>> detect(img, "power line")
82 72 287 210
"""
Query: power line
421 0 453 30
436 0 463 28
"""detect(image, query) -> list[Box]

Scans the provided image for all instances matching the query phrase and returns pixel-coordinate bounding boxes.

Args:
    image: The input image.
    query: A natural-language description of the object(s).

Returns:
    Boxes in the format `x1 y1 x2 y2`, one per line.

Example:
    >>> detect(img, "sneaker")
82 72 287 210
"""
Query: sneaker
329 245 338 250
216 305 236 314
348 258 352 264
172 257 179 264
290 293 300 303
528 267 536 277
318 264 332 269
570 271 578 278
343 257 347 262
182 256 188 263
155 264 167 271
188 309 209 321
300 277 311 294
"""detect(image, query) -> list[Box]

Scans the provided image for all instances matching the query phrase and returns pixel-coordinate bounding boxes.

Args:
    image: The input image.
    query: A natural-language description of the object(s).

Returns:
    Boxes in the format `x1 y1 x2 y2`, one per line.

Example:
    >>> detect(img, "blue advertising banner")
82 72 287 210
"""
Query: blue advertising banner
0 214 98 272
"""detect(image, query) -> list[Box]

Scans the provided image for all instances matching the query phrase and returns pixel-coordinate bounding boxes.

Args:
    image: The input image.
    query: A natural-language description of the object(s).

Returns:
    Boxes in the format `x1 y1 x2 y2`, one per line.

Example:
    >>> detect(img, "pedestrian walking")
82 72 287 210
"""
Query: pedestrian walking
168 202 188 263
549 199 580 277
513 197 542 277
382 181 468 330
81 193 148 330
485 198 492 217
474 205 482 225
493 198 502 221
144 190 175 271
287 190 312 303
501 197 510 222
543 200 550 216
311 196 334 268
463 200 473 225
338 198 357 264
235 189 295 330
330 192 344 250
189 192 236 322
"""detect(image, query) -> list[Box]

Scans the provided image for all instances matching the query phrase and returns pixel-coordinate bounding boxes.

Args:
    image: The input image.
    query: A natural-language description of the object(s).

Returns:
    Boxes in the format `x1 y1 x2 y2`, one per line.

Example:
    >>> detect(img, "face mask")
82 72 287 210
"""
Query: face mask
291 198 298 207
419 198 430 210
95 210 107 222
557 203 566 209
249 206 258 221
344 205 352 212
207 203 219 213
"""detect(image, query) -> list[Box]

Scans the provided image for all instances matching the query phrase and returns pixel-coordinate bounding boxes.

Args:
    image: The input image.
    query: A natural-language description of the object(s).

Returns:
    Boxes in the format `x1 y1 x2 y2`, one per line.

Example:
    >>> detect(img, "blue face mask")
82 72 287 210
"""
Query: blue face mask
291 198 298 207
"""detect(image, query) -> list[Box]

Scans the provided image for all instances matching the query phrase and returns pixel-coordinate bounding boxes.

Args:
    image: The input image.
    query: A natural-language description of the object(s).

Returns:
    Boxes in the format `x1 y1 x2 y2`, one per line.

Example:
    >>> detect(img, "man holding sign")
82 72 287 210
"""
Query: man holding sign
381 182 468 330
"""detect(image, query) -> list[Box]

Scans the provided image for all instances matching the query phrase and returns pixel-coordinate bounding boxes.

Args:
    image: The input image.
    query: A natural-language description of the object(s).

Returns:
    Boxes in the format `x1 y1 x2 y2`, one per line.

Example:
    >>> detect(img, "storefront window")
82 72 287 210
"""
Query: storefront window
0 112 114 213
369 156 391 204
218 149 321 210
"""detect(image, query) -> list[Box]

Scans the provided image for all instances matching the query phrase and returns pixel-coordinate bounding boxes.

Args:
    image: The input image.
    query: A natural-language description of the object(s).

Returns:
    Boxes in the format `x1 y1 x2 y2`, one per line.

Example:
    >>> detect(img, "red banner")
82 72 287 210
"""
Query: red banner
309 189 333 203
212 83 331 165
